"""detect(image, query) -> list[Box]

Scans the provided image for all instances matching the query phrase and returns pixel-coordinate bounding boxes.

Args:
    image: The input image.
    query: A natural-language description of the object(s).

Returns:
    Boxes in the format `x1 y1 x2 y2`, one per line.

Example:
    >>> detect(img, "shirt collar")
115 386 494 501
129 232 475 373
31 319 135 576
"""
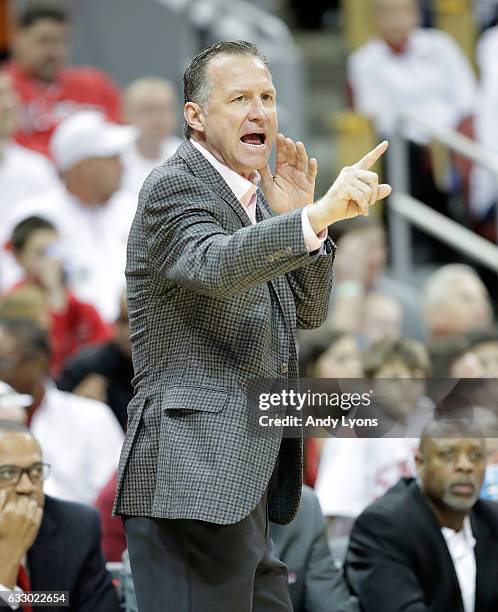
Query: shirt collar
441 516 476 550
189 138 260 206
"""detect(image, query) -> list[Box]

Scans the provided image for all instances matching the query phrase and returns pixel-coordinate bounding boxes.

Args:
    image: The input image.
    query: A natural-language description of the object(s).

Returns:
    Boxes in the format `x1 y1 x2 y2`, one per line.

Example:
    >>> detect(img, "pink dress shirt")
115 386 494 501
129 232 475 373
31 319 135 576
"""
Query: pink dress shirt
190 139 326 252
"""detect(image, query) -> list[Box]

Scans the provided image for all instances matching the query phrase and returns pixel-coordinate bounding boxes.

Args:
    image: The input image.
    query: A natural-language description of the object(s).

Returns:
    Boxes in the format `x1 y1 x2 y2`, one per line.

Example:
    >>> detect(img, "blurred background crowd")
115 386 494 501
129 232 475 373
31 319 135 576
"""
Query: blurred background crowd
0 0 497 611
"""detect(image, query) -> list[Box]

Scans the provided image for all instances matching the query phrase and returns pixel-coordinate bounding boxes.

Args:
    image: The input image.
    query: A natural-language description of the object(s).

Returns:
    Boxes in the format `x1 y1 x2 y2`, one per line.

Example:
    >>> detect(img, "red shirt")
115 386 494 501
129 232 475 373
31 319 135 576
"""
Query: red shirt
4 61 122 157
50 291 112 376
94 472 126 562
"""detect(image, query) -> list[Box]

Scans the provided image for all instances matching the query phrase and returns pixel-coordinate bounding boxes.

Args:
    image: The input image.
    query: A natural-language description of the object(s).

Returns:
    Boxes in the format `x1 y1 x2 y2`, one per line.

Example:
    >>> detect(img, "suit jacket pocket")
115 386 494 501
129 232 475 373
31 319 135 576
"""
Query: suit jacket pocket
162 386 228 413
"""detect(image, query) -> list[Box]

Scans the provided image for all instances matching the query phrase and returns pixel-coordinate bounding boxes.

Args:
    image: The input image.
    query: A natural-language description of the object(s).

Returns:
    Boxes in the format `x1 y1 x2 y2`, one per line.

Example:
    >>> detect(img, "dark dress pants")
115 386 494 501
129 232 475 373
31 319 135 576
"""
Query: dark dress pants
123 485 293 612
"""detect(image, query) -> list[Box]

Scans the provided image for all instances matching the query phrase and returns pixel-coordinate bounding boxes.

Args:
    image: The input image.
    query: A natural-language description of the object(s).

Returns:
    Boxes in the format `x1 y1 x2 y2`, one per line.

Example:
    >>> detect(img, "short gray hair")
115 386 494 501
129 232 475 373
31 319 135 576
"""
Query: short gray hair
183 40 269 138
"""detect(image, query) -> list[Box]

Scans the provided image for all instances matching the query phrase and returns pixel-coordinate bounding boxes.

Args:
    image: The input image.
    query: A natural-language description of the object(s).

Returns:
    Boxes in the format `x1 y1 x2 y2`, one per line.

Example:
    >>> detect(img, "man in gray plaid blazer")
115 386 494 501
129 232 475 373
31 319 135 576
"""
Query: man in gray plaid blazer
114 41 390 611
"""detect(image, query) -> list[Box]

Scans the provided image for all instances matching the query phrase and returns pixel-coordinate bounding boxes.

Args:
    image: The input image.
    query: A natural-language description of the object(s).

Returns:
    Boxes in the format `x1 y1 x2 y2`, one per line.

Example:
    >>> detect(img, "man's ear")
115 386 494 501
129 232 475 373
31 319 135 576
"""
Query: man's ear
184 102 205 135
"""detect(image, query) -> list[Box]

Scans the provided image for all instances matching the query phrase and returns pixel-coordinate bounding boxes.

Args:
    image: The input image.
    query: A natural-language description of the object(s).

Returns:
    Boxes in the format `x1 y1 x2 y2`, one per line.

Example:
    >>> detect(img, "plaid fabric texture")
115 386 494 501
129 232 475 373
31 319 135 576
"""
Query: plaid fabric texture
113 140 335 525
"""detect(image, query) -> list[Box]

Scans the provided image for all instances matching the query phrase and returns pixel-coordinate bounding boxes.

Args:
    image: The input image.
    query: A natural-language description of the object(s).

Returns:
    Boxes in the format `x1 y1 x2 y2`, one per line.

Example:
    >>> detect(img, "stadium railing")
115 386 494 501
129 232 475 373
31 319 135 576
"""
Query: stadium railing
388 111 498 281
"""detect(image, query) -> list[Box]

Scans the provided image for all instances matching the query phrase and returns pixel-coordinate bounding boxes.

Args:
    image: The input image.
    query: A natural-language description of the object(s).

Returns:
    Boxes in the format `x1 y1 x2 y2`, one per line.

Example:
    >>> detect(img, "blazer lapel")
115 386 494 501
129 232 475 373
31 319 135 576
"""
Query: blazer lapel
28 503 63 591
176 141 253 229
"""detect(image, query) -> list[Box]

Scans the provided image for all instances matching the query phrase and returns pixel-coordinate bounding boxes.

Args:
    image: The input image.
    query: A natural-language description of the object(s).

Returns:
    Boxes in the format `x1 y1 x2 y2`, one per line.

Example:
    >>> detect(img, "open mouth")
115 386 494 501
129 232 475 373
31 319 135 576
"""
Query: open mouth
240 133 266 146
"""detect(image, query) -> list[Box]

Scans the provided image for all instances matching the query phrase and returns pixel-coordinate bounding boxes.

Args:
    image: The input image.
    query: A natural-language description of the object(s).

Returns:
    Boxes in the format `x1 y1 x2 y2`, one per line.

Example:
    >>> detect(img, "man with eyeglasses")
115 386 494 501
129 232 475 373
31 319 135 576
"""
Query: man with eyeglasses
0 419 120 611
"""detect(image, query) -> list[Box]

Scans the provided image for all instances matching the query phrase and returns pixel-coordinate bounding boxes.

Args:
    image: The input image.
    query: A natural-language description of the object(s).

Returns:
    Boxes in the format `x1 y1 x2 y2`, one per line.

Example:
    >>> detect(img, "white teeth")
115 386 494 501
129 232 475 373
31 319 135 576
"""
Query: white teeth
240 140 265 148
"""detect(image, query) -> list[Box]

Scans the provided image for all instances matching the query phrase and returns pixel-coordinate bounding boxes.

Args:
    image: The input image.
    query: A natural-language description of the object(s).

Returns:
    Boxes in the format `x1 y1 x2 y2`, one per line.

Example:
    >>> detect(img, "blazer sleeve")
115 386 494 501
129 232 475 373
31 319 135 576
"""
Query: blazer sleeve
71 508 120 612
345 509 429 612
285 236 335 330
144 171 329 299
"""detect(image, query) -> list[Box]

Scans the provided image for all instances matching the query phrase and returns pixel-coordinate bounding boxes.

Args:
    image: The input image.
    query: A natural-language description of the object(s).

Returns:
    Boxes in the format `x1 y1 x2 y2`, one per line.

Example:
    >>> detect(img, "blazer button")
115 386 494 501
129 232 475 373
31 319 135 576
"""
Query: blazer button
267 254 275 263
285 246 292 254
280 363 289 374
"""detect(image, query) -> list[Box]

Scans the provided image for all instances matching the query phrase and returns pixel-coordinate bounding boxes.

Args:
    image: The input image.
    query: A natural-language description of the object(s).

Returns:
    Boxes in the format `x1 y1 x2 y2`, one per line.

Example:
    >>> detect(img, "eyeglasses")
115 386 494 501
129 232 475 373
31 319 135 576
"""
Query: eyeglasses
0 462 51 486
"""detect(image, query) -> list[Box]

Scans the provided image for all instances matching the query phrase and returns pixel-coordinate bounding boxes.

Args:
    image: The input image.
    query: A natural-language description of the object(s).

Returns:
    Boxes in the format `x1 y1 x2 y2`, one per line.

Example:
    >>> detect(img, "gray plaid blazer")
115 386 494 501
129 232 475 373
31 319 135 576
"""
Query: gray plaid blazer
113 140 335 525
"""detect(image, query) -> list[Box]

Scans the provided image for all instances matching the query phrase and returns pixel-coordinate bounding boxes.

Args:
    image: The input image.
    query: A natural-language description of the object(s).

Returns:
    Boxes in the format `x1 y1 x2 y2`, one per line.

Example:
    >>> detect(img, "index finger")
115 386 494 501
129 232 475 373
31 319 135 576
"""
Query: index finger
353 140 389 171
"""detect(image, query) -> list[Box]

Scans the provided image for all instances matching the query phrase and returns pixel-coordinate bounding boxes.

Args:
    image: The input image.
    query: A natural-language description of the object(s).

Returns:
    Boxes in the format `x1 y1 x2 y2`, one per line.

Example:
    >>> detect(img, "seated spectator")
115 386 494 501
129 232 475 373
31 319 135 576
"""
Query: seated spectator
467 328 498 377
4 4 121 157
315 338 432 536
270 485 360 612
0 72 59 215
9 216 111 377
0 380 32 424
121 77 182 195
300 329 363 379
429 335 487 378
1 111 137 321
361 291 402 348
345 420 498 611
0 285 51 331
0 318 123 504
328 216 423 339
423 264 494 341
58 292 133 429
348 0 476 259
0 420 120 611
298 329 363 486
348 0 475 148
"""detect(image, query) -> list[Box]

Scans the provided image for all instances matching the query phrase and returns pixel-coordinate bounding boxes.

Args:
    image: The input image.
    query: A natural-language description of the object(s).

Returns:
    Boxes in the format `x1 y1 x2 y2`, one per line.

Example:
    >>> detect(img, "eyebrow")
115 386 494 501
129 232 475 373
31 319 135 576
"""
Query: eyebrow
226 88 276 97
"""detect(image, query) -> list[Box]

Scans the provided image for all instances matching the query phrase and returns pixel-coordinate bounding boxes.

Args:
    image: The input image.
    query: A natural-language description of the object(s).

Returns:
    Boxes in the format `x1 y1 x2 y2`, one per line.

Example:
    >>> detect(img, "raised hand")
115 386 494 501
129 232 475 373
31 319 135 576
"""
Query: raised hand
307 141 391 233
0 490 43 587
259 133 318 214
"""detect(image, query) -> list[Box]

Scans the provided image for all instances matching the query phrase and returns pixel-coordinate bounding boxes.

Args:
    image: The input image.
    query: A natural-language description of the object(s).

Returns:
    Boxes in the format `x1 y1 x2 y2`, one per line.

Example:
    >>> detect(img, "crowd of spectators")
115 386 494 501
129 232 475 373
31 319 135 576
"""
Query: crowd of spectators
0 2 497 611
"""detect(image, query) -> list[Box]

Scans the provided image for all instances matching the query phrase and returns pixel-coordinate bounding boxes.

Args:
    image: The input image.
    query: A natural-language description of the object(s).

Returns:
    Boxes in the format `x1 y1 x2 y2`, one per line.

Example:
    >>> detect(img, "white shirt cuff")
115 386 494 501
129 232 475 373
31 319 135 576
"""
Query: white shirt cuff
0 584 22 610
301 206 327 253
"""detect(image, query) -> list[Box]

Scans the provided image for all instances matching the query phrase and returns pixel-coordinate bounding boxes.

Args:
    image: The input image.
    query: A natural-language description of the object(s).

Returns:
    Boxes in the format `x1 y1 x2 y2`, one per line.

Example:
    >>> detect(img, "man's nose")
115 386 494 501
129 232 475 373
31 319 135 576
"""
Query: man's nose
16 471 36 493
455 453 474 473
247 99 266 122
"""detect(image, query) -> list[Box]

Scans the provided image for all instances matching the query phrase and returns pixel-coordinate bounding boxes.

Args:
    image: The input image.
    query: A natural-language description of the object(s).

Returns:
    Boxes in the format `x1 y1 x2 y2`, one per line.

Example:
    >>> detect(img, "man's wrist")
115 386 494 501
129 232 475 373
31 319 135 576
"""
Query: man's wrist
306 202 330 235
0 557 21 589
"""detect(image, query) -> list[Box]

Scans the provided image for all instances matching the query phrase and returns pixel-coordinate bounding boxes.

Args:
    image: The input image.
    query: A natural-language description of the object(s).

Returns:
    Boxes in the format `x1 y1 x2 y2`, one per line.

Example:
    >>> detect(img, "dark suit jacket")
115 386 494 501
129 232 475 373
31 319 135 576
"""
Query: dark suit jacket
114 139 335 525
271 485 360 612
345 478 498 612
25 495 120 612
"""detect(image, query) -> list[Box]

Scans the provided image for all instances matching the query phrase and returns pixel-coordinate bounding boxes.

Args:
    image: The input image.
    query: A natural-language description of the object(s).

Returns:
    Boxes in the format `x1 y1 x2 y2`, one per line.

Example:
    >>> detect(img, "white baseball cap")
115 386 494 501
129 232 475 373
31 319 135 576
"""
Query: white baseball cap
50 110 138 171
0 381 33 409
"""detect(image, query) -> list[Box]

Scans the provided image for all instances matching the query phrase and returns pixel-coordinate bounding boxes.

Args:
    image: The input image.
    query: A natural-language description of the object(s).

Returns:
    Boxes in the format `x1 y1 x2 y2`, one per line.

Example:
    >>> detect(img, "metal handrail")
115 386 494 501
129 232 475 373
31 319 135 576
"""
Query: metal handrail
402 111 498 175
390 193 498 272
388 112 498 280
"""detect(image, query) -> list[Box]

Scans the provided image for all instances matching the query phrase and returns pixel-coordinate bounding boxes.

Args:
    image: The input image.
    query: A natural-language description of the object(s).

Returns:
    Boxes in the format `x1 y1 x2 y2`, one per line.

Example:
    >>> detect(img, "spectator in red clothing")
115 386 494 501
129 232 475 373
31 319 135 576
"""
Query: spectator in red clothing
9 216 111 376
3 4 121 157
94 471 126 562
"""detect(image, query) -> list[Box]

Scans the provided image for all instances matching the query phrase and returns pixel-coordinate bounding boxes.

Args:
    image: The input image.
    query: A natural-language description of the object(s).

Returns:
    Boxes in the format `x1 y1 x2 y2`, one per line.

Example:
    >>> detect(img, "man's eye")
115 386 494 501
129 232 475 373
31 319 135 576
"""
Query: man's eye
262 94 274 103
469 451 485 462
234 95 247 102
440 449 454 459
0 468 17 480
